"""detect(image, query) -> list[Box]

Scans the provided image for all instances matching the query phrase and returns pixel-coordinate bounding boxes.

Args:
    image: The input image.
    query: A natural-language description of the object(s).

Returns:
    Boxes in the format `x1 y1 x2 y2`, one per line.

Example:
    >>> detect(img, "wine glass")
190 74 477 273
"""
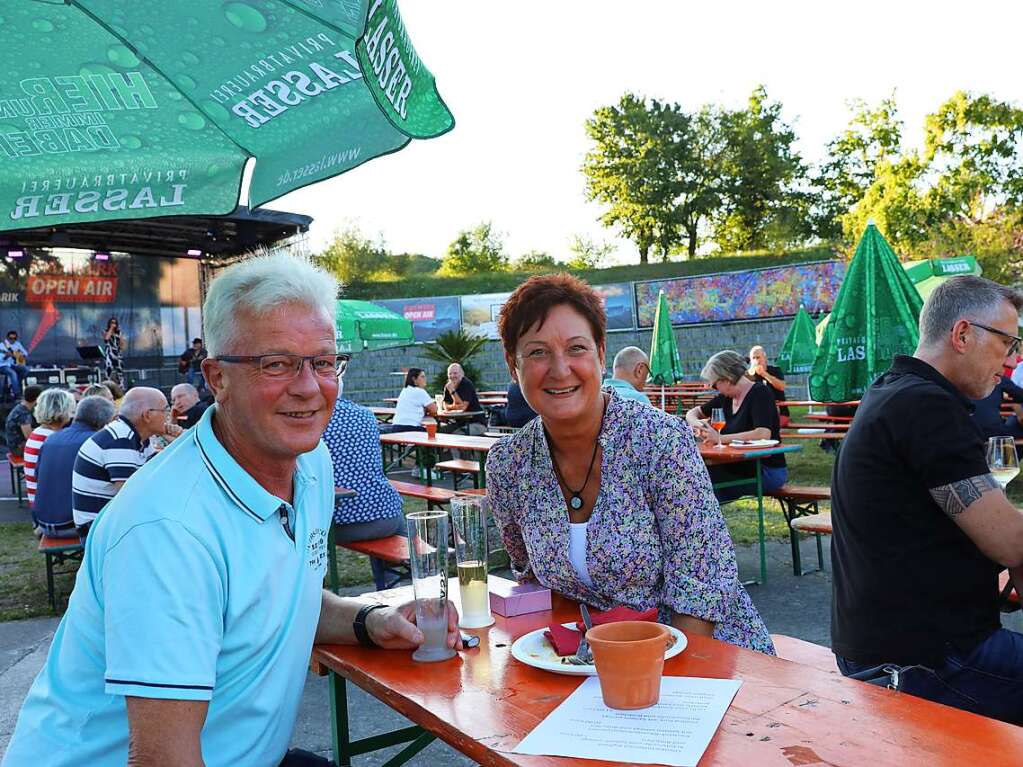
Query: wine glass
711 407 726 449
987 436 1020 489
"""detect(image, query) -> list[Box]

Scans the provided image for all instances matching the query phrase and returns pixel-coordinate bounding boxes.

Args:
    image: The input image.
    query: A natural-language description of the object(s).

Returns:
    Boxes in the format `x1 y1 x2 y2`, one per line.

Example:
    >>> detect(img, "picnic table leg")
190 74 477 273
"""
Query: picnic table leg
755 458 767 585
327 525 339 595
329 671 353 766
45 552 56 611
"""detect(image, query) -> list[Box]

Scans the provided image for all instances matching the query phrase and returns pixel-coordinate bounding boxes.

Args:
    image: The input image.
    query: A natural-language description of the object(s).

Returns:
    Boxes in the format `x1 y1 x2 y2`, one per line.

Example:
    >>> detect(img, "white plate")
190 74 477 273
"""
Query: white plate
729 439 779 448
510 623 687 676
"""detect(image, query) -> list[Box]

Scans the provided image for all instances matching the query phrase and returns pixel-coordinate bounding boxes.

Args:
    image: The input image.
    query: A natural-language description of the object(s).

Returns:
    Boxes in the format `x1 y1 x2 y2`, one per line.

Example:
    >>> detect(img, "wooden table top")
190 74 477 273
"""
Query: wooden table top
314 589 1023 767
777 400 860 407
479 397 508 406
380 430 499 452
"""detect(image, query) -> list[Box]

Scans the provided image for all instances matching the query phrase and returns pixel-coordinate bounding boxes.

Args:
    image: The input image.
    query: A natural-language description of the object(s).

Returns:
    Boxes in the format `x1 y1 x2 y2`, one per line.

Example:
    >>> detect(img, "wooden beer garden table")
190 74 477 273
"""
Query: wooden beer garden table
380 430 499 485
312 588 1023 767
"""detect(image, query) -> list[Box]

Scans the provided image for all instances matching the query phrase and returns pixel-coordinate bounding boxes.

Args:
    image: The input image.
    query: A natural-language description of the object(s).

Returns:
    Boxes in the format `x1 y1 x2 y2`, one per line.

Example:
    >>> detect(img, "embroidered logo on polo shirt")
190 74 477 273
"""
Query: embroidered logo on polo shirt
307 528 328 573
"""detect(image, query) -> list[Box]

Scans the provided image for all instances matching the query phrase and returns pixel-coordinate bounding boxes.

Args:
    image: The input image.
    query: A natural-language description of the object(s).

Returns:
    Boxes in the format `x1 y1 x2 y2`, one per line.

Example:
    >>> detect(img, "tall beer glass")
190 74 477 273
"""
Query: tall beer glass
406 510 457 662
450 494 494 629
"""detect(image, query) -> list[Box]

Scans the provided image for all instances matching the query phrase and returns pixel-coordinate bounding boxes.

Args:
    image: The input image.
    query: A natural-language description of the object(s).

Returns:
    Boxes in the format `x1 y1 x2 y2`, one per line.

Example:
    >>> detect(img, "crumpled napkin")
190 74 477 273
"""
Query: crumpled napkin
543 606 659 656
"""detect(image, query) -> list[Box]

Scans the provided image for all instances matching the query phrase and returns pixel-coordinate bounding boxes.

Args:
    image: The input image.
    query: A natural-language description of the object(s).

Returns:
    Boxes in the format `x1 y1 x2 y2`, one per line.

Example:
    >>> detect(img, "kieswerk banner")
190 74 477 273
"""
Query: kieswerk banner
0 252 201 362
635 261 846 328
373 296 461 342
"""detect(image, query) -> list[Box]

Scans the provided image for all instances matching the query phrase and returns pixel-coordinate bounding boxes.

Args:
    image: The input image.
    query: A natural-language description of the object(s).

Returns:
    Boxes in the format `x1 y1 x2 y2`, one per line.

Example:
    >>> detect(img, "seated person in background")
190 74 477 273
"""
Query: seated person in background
72 386 181 537
499 380 537 428
0 329 29 399
323 374 406 591
100 378 124 411
604 346 652 404
33 396 116 538
443 363 486 435
831 276 1023 724
686 350 788 503
4 384 42 457
24 388 77 508
178 337 208 391
170 382 208 429
970 374 1023 441
487 274 773 654
748 345 789 426
81 383 114 401
385 367 437 433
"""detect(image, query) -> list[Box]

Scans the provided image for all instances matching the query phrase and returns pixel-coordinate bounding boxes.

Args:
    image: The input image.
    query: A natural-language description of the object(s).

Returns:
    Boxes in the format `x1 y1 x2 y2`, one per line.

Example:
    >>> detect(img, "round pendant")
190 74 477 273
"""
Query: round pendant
570 495 584 510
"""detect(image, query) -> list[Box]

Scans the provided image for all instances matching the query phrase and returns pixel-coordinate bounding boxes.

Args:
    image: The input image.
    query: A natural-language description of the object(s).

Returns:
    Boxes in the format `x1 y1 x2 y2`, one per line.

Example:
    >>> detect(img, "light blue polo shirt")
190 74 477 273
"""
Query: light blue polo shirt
604 377 652 405
3 405 333 767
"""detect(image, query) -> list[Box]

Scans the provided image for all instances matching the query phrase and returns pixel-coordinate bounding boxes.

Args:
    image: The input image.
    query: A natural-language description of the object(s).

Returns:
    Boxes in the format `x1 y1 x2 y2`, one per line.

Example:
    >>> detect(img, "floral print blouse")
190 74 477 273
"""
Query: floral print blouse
485 390 775 655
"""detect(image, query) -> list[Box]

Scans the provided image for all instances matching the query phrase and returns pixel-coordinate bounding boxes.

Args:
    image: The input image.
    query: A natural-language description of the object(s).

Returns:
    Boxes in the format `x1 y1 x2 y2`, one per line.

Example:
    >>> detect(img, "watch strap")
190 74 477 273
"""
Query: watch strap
353 603 386 648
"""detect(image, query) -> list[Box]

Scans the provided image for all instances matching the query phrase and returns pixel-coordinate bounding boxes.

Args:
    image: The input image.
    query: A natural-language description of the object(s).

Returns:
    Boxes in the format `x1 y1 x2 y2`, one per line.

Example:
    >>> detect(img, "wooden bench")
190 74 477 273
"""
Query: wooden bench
766 484 831 576
38 534 83 610
327 529 411 593
387 479 459 509
771 634 837 675
8 453 25 506
434 459 481 490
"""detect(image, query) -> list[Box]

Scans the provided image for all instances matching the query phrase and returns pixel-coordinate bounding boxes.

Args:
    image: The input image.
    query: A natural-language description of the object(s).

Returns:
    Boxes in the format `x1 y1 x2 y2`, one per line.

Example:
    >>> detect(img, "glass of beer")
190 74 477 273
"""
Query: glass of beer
406 511 457 662
711 407 727 449
450 494 494 629
987 436 1020 489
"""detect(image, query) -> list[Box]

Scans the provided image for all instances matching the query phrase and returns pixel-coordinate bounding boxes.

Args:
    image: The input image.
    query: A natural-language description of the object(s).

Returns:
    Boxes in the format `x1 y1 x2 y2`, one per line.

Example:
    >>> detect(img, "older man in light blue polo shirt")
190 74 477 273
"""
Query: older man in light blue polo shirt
3 255 461 767
604 346 652 405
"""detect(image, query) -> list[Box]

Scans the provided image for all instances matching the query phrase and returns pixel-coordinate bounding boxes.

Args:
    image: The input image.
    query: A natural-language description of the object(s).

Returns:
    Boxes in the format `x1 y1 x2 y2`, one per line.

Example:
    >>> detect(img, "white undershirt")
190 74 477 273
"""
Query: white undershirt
568 521 593 587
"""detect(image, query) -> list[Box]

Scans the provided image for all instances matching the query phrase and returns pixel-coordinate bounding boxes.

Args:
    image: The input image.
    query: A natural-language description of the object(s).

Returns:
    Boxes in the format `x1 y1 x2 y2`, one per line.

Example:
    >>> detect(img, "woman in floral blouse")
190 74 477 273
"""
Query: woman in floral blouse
486 274 773 654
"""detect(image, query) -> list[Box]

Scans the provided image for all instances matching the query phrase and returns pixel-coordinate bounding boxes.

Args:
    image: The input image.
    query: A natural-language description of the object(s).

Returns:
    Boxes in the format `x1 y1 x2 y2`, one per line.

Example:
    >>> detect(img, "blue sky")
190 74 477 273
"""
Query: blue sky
277 0 1023 264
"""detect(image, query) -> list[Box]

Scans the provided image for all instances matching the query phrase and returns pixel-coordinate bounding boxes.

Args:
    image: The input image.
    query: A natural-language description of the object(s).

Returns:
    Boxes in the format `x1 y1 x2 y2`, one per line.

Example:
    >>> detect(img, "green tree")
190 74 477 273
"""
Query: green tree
317 225 389 284
512 250 559 272
713 86 806 251
811 95 904 241
566 234 614 269
583 95 724 263
439 221 508 275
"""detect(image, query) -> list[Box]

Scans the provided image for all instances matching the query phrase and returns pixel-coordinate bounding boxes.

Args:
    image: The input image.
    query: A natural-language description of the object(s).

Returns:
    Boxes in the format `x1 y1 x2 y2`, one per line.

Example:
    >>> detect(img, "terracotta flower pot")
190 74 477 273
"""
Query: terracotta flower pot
586 620 670 710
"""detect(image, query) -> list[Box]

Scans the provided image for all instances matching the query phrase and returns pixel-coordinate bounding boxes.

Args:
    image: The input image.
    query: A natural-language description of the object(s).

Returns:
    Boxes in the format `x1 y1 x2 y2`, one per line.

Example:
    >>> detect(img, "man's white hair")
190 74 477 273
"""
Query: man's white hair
202 253 338 356
613 346 648 373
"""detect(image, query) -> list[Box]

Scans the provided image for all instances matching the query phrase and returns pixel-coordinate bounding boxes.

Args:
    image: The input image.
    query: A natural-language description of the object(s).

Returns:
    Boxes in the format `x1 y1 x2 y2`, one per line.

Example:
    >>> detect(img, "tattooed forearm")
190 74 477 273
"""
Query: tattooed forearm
929 474 1001 516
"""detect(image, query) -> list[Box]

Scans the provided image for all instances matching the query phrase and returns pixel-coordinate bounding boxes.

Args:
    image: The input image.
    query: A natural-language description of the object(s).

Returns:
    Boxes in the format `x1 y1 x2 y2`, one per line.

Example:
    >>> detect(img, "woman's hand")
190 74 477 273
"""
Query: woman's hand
366 601 463 650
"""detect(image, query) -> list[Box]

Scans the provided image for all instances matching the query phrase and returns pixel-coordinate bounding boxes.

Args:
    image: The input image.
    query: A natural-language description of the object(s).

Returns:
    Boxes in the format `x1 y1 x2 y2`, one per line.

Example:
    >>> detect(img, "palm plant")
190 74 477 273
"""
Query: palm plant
422 329 488 391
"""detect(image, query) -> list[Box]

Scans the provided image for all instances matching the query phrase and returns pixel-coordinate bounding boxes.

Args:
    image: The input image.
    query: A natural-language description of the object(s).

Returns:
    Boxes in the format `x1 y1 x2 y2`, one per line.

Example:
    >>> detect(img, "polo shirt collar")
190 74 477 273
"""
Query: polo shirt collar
889 355 975 412
192 404 318 523
116 415 140 442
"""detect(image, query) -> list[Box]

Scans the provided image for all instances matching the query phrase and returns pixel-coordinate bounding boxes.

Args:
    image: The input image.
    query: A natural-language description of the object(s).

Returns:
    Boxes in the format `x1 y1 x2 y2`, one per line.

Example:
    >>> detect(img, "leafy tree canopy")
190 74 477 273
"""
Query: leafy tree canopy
439 221 509 276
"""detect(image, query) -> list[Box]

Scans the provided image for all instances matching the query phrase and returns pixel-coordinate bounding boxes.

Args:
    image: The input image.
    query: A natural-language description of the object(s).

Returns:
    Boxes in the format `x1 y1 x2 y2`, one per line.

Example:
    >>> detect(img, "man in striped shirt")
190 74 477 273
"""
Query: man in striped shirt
71 387 180 536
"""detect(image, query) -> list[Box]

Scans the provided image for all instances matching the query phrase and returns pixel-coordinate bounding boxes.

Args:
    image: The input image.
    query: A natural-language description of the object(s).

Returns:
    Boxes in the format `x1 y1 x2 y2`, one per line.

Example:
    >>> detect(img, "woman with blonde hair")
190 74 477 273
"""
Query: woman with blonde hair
23 388 76 507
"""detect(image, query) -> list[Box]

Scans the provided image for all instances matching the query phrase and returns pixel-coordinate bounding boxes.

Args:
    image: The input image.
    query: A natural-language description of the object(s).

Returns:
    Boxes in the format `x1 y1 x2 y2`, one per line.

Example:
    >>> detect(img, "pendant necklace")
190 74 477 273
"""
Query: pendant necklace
545 398 607 511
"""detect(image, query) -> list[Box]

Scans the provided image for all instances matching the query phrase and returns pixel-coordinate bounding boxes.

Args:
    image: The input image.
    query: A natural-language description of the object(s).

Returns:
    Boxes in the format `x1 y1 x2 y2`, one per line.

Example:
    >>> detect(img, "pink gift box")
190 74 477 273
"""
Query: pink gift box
488 575 552 617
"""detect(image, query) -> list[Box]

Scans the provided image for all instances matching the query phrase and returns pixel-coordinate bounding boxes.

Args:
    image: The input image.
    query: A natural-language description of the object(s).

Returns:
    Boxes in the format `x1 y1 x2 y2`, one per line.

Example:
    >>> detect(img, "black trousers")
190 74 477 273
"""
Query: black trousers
279 749 333 766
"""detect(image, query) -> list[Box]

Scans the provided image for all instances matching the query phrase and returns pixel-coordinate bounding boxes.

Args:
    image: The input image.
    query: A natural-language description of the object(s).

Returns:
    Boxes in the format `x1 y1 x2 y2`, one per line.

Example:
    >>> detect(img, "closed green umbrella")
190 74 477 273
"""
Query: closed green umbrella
0 0 452 230
648 290 684 385
777 306 818 375
336 300 413 354
809 223 923 402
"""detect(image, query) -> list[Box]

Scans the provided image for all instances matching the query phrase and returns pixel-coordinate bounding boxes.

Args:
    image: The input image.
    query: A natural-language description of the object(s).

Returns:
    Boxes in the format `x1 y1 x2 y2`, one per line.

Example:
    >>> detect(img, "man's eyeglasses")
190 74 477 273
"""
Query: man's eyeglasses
967 321 1022 358
145 407 171 416
215 353 351 380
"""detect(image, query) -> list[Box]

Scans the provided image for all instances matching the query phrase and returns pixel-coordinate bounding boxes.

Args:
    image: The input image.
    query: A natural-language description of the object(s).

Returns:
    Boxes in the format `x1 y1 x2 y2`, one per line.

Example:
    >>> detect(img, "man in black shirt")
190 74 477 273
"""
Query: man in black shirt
442 363 486 431
748 345 789 426
831 275 1023 724
178 337 208 392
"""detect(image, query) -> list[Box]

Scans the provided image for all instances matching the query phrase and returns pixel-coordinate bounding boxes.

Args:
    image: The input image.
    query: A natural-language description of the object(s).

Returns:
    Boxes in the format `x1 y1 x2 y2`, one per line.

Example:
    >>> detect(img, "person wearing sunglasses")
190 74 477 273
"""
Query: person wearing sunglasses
831 275 1023 725
4 254 461 767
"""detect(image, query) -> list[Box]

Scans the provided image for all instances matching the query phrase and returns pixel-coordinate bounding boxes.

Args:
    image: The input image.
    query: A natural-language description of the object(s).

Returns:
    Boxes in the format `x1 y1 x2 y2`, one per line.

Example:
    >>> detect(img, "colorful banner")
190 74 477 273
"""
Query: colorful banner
460 291 511 339
26 272 118 304
635 260 846 327
373 295 461 342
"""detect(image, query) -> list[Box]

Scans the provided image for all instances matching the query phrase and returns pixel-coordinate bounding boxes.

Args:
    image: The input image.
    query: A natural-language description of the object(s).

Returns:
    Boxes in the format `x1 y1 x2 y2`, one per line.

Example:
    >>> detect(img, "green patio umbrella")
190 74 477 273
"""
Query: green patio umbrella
904 256 982 302
0 0 452 231
777 306 818 375
648 290 684 385
809 223 923 402
336 299 413 354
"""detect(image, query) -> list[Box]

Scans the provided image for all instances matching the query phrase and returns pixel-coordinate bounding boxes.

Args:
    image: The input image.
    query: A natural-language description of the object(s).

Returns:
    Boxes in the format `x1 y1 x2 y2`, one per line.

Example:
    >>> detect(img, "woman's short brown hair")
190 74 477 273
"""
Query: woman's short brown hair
498 273 606 359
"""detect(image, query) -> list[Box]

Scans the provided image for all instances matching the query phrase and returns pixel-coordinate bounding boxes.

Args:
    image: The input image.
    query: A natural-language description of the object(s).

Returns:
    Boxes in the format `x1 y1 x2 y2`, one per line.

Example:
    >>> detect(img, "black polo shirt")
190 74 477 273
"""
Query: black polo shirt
443 377 485 424
752 364 789 417
831 355 998 666
699 383 785 469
